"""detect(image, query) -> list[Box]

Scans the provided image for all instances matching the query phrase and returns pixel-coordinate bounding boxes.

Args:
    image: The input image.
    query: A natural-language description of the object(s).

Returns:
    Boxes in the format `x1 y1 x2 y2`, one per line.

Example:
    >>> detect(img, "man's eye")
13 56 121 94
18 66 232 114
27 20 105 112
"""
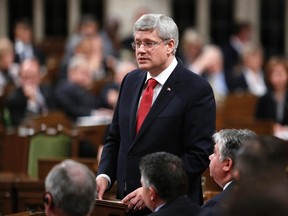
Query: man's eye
145 42 155 48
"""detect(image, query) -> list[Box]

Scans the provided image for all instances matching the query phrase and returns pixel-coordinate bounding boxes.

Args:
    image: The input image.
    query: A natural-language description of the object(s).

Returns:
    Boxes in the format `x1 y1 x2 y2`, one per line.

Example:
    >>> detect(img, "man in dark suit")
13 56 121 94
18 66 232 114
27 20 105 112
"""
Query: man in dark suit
221 21 252 91
55 55 105 121
200 129 257 216
6 58 57 126
96 14 216 212
13 18 46 67
139 152 200 216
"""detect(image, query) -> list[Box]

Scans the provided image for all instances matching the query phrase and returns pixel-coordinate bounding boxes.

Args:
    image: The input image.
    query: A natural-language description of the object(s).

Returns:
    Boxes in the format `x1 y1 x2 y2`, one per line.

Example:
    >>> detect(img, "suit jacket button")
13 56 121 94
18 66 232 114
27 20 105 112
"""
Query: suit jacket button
127 154 133 159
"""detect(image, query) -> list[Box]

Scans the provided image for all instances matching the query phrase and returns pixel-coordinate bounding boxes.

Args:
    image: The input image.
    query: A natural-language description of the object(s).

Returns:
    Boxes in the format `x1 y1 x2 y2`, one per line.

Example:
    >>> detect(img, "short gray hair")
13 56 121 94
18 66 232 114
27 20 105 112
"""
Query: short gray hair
213 129 257 162
45 159 96 216
133 14 179 55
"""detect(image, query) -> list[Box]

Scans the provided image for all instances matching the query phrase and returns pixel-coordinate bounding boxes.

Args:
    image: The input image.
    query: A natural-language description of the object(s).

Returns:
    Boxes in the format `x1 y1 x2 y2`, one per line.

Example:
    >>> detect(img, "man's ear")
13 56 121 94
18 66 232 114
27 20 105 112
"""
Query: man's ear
149 186 157 201
43 192 53 208
166 39 175 55
223 158 233 172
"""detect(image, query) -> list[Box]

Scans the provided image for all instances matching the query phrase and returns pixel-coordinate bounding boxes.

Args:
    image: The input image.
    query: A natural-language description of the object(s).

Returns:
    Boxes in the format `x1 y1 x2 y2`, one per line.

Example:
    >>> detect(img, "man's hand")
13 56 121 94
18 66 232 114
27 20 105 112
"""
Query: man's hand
96 176 109 200
23 84 37 101
121 187 146 212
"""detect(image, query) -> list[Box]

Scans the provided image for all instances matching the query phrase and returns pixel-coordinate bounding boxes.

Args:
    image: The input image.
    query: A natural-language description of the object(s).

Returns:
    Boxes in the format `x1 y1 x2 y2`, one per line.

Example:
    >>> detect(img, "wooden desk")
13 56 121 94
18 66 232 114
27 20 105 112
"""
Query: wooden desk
93 199 127 216
0 172 17 214
0 131 30 173
5 211 45 216
77 124 109 159
5 200 127 216
14 177 44 212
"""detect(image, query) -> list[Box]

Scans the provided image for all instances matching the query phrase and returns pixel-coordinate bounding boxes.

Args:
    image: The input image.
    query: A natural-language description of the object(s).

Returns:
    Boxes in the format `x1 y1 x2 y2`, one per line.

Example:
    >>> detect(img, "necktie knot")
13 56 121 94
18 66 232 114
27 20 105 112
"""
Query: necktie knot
147 78 158 89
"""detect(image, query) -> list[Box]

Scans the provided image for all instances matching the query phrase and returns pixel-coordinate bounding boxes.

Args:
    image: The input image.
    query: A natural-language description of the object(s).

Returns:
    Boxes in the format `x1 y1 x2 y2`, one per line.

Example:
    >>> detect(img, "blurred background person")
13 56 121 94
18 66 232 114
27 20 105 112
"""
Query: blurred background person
6 58 57 127
63 14 100 63
180 27 204 69
226 135 288 216
255 57 288 139
13 18 46 68
190 45 228 105
55 54 111 121
0 37 19 96
44 159 97 216
100 60 137 109
230 43 267 96
58 35 109 83
221 21 253 91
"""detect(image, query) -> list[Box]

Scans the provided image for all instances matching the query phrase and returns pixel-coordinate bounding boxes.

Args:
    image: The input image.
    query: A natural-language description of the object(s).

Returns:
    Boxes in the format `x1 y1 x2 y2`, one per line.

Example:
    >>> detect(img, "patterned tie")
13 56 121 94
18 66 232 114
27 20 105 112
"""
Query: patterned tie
136 78 158 133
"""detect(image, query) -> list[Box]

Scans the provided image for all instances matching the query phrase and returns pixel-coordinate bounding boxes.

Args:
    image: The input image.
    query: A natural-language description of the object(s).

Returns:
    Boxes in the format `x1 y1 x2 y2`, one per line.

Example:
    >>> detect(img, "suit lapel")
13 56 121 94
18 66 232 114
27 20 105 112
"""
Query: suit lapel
130 64 182 148
128 71 147 143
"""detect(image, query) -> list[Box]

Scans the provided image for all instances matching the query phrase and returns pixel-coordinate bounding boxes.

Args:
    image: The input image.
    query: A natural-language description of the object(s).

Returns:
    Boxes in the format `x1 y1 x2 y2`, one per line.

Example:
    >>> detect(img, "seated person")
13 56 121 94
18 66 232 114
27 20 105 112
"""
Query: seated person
199 129 257 216
44 159 97 216
56 55 111 121
13 18 46 67
226 135 288 216
100 60 136 109
255 57 288 139
135 152 200 216
6 58 57 127
190 45 228 105
229 43 267 96
0 37 19 96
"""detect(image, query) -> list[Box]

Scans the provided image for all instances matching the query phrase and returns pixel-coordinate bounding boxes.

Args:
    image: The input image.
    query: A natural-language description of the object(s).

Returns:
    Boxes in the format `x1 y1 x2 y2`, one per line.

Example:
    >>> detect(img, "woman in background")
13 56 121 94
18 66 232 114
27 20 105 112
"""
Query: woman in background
255 57 288 138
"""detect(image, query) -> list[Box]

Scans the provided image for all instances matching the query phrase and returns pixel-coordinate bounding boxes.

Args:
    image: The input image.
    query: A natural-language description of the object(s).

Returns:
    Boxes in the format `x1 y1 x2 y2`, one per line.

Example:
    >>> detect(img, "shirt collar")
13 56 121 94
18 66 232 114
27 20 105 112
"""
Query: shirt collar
146 57 178 86
223 181 233 191
154 202 166 212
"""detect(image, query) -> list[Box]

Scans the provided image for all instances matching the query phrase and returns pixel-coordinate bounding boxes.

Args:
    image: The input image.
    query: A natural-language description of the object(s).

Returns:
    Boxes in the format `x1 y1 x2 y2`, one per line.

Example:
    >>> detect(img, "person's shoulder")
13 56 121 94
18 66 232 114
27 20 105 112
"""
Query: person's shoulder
158 196 200 216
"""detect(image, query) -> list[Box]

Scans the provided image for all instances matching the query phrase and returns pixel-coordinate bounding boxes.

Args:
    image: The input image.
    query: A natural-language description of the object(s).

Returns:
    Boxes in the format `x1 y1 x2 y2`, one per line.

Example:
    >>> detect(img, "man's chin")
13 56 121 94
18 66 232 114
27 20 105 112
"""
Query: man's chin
138 64 150 71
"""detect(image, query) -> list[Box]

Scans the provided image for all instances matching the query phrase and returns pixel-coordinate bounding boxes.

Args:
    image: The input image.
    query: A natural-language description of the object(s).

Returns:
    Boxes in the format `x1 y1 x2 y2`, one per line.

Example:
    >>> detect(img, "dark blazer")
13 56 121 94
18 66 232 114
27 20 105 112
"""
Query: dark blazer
6 84 57 126
14 45 46 67
201 182 236 211
147 196 200 216
221 41 241 91
255 91 288 125
55 81 101 120
97 61 216 205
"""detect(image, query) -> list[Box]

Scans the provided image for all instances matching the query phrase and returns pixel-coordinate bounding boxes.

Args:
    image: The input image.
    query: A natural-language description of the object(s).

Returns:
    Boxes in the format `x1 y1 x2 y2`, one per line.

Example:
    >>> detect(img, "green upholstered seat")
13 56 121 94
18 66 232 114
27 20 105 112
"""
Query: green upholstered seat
27 133 71 177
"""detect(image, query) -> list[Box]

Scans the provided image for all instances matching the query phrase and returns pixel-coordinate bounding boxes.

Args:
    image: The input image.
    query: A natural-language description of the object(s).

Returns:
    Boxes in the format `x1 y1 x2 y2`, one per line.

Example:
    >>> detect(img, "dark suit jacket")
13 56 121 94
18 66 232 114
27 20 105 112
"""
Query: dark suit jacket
255 91 288 125
97 61 216 205
221 40 241 91
14 45 46 67
202 181 235 209
147 196 200 216
55 81 101 120
199 181 236 216
6 84 57 126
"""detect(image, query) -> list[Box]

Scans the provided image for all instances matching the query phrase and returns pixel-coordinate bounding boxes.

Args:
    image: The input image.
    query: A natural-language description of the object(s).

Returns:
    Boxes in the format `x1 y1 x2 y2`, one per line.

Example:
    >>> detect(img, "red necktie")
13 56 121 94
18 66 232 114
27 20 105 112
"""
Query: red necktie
136 78 158 133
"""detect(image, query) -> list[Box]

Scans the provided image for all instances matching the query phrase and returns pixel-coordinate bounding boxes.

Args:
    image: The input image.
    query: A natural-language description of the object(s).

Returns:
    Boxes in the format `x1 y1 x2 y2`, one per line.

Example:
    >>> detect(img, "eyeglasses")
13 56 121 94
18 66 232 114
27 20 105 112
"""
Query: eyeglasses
131 39 169 50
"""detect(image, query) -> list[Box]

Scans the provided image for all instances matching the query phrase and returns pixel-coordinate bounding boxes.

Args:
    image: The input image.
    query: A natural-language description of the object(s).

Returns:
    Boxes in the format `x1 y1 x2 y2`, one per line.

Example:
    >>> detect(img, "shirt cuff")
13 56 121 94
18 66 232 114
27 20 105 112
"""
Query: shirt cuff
96 174 111 188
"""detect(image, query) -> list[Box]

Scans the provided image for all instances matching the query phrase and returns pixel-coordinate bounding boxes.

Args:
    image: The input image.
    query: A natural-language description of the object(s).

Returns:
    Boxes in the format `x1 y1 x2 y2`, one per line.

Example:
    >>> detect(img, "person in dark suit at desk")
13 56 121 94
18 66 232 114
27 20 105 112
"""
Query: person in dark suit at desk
55 55 107 121
199 129 257 216
96 13 216 214
6 58 57 127
139 152 200 216
44 159 97 216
